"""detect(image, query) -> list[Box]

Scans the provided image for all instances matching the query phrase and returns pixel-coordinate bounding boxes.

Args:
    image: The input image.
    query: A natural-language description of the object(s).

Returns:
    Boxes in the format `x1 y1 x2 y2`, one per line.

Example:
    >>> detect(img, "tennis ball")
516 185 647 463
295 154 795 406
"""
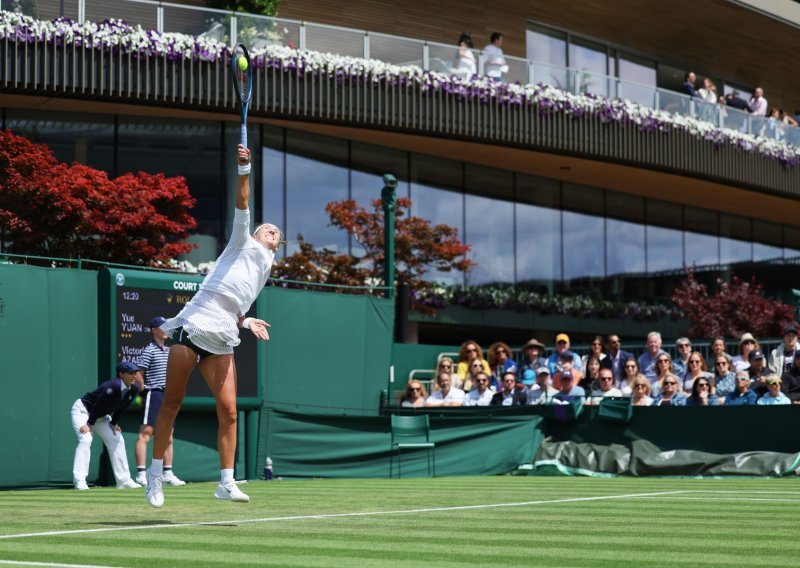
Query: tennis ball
238 56 248 71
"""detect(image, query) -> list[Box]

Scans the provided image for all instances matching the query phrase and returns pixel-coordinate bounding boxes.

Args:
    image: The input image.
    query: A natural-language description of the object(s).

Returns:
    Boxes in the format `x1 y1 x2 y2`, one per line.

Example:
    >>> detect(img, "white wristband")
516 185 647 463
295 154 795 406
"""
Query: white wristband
242 317 254 329
238 163 252 176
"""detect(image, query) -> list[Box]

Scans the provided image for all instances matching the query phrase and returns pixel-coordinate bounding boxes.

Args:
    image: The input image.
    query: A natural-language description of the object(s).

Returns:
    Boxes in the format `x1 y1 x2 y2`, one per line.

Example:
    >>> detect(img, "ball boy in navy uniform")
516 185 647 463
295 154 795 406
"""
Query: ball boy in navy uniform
70 361 142 490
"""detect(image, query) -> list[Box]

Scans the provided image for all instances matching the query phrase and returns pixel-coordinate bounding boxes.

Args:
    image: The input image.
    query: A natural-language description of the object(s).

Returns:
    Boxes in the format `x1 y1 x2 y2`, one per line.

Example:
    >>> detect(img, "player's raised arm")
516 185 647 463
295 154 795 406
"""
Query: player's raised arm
236 144 251 211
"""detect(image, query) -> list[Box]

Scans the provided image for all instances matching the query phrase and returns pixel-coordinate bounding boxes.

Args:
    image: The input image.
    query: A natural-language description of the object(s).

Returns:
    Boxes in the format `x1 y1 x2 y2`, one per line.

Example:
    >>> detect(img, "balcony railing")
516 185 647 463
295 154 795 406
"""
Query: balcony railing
3 0 799 147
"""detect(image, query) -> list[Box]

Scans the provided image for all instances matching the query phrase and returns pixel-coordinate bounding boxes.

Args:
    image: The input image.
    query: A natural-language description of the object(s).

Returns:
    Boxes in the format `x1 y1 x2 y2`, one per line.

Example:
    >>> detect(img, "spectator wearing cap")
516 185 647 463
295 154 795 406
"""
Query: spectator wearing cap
490 371 527 406
135 316 185 487
637 331 667 382
705 336 732 373
462 372 494 406
587 368 622 405
748 349 770 397
723 371 757 406
551 370 586 403
779 351 800 404
487 341 517 388
70 361 142 490
652 374 687 406
602 334 634 384
518 338 547 380
553 350 584 390
672 337 693 378
547 333 582 376
425 372 465 407
732 333 759 372
768 326 798 376
526 368 558 405
756 375 790 405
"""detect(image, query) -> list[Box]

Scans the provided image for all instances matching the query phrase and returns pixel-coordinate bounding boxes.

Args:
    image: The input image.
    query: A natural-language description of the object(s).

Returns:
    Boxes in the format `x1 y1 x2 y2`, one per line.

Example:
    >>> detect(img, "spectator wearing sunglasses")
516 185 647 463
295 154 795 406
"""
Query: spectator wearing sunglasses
652 374 686 406
581 335 607 371
630 376 653 406
551 370 585 403
619 359 640 396
547 333 583 376
490 371 527 406
553 350 584 391
425 372 465 407
463 372 494 406
587 368 622 405
518 338 547 380
526 367 558 405
651 353 676 397
723 371 757 406
456 341 490 383
400 380 427 408
732 333 759 372
685 377 718 406
463 358 490 393
712 355 737 398
780 351 800 404
434 357 460 390
756 375 790 405
672 337 693 378
602 334 634 384
637 331 667 382
705 336 732 373
682 351 713 395
487 341 518 387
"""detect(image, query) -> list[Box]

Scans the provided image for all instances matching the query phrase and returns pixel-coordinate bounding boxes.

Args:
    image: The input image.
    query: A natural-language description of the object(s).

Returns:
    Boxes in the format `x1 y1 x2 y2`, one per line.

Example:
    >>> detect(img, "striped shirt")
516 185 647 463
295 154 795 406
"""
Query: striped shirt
138 340 169 390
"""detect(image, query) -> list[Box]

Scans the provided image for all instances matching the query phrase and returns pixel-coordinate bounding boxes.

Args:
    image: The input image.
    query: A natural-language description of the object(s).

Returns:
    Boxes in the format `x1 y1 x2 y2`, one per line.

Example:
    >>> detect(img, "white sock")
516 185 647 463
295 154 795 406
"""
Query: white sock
221 468 234 485
151 459 164 476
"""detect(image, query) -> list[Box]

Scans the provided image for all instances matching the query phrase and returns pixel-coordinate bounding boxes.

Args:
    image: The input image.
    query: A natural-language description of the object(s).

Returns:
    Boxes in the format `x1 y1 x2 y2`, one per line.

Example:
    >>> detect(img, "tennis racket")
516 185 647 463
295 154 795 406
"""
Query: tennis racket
230 43 253 149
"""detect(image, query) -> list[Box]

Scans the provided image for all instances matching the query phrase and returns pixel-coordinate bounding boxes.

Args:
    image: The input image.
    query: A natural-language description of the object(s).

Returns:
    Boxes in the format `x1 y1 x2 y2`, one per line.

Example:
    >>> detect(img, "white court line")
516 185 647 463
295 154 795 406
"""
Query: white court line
649 496 800 503
0 490 689 541
0 561 121 568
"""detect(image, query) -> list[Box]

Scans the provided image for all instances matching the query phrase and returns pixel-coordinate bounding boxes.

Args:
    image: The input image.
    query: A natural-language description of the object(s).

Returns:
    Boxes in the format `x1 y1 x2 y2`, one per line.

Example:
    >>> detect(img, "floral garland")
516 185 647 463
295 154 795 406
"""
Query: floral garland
1 9 798 167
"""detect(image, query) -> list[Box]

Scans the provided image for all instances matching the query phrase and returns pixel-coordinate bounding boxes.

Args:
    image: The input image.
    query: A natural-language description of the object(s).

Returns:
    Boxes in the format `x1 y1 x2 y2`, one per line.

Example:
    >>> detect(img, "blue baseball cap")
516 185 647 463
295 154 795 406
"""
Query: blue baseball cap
116 361 139 374
521 369 536 386
149 316 167 328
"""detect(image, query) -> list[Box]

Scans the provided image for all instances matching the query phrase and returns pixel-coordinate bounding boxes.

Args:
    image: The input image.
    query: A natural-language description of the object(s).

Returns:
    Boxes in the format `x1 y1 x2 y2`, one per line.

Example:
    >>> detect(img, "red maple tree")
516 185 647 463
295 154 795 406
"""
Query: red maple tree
671 266 796 338
273 197 475 308
0 130 196 265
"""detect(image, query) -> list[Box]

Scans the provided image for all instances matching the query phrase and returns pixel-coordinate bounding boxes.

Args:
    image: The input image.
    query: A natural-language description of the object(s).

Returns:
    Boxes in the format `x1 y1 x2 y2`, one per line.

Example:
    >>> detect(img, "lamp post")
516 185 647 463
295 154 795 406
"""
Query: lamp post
381 174 397 299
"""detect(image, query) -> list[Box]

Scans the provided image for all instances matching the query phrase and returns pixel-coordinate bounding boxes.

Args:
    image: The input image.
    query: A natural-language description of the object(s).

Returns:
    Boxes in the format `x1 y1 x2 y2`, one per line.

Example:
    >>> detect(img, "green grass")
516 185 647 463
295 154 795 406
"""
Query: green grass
0 477 798 567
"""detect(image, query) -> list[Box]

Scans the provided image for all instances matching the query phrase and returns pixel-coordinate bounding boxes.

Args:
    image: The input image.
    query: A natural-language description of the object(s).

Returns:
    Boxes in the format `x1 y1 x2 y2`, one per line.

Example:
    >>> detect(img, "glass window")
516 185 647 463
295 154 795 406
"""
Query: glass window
465 194 514 285
618 54 657 108
607 219 645 276
516 202 561 288
569 40 609 97
6 109 114 173
526 25 568 91
563 211 604 280
563 183 604 216
684 207 719 268
465 164 513 200
285 130 349 255
720 214 752 265
785 227 800 261
752 220 783 262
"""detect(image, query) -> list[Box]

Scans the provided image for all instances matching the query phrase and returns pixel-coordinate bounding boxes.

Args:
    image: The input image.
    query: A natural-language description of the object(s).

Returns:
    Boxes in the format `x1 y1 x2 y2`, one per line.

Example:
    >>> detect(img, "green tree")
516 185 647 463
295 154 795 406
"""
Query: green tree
205 0 279 16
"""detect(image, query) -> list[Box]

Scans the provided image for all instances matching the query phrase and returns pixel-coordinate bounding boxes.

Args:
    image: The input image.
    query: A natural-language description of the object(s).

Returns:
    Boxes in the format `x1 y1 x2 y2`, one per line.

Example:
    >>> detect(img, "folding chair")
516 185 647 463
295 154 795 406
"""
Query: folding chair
390 414 436 478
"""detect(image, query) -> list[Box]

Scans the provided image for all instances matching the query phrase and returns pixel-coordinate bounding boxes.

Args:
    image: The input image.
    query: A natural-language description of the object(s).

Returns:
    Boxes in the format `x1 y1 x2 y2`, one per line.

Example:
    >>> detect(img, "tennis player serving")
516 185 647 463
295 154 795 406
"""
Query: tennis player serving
146 144 282 507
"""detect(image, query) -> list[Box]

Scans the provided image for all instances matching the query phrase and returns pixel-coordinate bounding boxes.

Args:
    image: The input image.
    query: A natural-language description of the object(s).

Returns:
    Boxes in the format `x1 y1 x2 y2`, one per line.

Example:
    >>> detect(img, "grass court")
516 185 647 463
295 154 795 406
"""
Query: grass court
0 477 797 567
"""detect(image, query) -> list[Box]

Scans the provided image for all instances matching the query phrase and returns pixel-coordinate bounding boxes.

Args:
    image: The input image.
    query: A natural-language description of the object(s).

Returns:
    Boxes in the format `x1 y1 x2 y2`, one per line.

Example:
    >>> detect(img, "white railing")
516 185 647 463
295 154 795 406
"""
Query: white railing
2 0 798 146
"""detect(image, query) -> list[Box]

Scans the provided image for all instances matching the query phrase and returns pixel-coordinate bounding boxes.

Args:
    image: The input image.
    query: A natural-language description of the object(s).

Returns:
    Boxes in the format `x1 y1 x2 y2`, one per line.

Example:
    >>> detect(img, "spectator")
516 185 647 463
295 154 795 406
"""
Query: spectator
587 368 622 405
630 375 653 406
768 326 798 375
400 380 427 408
581 335 607 370
619 358 639 396
453 32 476 79
425 372 466 407
681 72 697 97
527 367 558 405
462 358 489 393
757 375 790 405
732 333 759 372
603 334 634 384
780 351 800 404
705 336 732 371
518 338 547 379
697 77 717 104
482 32 507 81
723 371 757 406
547 333 582 375
793 109 800 125
491 371 527 406
712 355 737 398
781 109 799 127
673 337 693 378
685 377 718 406
748 350 771 397
651 352 676 396
580 355 602 392
487 341 517 386
682 351 713 395
463 372 494 406
553 350 583 390
551 370 585 403
70 362 143 490
434 357 459 389
749 87 768 116
725 91 750 112
652 374 687 406
456 341 490 382
637 331 666 382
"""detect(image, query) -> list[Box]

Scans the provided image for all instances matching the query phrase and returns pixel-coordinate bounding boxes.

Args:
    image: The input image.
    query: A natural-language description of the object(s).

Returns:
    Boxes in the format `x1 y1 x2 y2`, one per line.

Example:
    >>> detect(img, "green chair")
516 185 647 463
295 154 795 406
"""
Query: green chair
390 414 436 478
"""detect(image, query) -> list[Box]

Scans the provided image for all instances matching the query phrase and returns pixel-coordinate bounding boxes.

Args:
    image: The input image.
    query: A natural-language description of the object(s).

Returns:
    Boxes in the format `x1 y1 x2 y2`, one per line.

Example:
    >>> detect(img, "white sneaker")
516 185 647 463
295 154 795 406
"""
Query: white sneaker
135 472 147 485
146 469 164 508
75 480 89 491
214 481 250 502
163 472 187 486
117 478 142 489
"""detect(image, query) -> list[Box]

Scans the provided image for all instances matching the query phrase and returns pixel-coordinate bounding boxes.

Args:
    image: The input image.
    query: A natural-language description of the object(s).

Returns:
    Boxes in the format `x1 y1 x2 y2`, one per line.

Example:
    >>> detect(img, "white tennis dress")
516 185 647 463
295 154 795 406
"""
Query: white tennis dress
161 207 275 354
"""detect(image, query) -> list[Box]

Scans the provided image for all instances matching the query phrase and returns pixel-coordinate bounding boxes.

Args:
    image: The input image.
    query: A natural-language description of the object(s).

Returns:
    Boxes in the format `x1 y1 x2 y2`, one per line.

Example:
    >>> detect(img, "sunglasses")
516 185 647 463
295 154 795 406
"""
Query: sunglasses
441 364 452 368
633 384 648 389
715 362 728 366
410 387 421 392
497 349 506 353
476 378 488 383
689 360 702 364
658 359 670 363
599 377 613 382
467 348 477 352
697 383 710 388
663 381 678 386
678 343 691 348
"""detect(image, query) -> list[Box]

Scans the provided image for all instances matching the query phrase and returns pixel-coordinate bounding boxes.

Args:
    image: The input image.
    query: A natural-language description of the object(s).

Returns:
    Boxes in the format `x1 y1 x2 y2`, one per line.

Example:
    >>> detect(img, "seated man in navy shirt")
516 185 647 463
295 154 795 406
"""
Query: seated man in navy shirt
723 371 757 406
70 361 142 490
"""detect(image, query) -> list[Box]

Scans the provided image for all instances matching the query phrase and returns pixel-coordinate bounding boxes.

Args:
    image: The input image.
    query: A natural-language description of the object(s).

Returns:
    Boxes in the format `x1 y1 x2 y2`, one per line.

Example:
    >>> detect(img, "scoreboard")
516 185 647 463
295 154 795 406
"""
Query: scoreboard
98 268 259 401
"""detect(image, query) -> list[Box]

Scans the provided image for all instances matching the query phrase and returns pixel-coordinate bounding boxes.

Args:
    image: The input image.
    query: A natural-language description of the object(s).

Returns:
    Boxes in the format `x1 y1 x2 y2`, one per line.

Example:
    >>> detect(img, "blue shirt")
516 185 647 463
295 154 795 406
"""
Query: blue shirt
547 352 583 376
638 350 666 382
80 377 140 426
757 392 791 405
653 392 687 406
714 372 737 398
724 390 757 406
552 386 586 402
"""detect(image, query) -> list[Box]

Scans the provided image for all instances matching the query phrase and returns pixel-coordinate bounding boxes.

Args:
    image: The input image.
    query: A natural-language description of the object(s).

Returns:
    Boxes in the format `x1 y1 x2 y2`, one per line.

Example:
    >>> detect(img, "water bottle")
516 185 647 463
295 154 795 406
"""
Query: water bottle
264 457 273 480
